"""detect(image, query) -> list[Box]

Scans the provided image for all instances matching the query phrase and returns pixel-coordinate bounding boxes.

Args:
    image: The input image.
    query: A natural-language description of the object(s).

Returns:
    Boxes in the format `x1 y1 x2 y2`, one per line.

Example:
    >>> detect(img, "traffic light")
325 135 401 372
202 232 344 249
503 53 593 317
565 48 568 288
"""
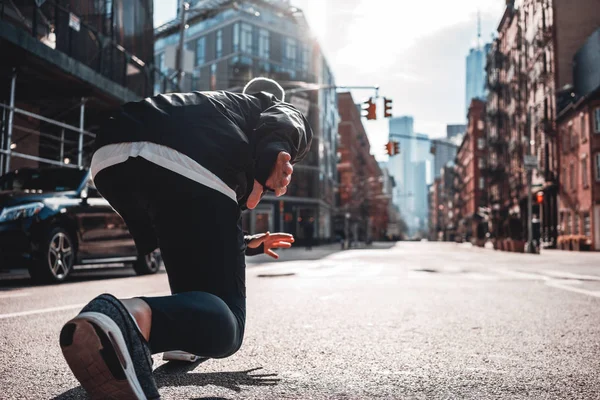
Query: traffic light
385 142 393 155
383 97 393 118
363 98 377 120
385 141 400 156
536 191 544 204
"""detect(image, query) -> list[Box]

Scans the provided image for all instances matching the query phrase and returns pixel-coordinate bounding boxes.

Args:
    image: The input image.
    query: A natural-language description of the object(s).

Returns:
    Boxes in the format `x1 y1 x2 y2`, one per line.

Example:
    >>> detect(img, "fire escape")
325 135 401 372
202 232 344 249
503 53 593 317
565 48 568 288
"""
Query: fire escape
523 0 558 247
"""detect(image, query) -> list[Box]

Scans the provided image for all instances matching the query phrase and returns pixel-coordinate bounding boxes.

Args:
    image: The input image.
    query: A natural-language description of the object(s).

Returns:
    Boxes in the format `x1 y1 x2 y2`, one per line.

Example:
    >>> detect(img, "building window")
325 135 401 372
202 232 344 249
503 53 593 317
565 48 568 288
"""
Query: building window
596 153 600 182
283 37 297 68
216 29 223 58
566 212 572 235
570 162 575 190
582 156 589 187
477 138 485 150
233 23 240 52
479 177 485 190
584 212 591 237
581 113 587 141
195 37 206 66
569 123 576 149
562 167 568 189
241 23 253 54
301 43 310 73
258 28 269 59
478 158 485 169
595 108 600 133
157 52 166 73
574 213 580 235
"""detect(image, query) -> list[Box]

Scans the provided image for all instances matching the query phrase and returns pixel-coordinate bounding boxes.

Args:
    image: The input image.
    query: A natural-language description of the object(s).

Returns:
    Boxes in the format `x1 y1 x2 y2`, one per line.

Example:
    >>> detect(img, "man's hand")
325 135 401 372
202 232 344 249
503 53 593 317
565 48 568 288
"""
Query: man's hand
247 152 293 209
247 232 294 259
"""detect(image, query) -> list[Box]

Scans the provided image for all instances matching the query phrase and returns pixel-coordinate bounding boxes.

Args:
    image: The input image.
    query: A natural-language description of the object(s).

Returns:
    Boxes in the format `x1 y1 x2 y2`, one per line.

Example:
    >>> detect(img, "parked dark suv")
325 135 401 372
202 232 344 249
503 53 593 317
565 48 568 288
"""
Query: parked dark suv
0 167 161 283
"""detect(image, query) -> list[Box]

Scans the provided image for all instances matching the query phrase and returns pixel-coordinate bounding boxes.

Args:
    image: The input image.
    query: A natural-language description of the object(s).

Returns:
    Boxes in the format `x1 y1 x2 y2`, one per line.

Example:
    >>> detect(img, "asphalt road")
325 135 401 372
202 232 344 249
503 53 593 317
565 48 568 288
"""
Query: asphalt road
1 242 599 399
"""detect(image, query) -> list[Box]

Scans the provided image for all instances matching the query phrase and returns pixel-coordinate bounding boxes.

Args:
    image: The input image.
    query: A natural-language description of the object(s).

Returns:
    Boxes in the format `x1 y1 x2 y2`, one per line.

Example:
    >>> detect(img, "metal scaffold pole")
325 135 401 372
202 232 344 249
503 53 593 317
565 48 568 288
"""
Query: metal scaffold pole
176 2 189 88
4 68 17 174
0 106 6 176
78 98 86 168
60 128 65 163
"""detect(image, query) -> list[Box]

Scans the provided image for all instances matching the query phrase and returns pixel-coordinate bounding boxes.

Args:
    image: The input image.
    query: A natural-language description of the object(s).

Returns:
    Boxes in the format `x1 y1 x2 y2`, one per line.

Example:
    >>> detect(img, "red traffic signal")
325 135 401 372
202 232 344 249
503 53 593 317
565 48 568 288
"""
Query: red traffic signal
536 191 544 204
383 97 393 118
385 141 400 156
363 98 377 120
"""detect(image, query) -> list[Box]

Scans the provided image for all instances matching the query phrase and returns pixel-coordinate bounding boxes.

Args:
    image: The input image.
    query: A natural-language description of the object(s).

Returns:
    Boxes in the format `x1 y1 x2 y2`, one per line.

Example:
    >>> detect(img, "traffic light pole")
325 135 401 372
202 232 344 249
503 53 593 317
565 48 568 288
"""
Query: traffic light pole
388 133 460 149
527 168 534 253
286 85 380 98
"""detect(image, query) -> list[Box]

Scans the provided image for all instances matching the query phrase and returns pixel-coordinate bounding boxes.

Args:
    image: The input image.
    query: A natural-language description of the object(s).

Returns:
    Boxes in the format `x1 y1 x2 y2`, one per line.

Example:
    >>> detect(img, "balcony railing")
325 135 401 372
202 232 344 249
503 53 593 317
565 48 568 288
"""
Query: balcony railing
535 25 553 48
508 139 523 154
1 0 167 98
486 74 507 93
488 135 508 149
537 117 556 136
481 163 507 183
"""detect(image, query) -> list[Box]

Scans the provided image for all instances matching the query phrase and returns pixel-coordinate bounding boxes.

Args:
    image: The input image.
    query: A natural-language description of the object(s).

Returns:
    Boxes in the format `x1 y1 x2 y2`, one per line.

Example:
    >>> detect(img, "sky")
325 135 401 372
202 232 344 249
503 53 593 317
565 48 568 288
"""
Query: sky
153 0 505 161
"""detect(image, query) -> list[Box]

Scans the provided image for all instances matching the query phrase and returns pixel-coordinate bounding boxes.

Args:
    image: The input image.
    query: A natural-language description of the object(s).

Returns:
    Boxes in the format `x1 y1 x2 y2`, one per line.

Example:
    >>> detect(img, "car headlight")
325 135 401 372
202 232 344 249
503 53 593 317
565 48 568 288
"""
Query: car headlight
0 202 44 223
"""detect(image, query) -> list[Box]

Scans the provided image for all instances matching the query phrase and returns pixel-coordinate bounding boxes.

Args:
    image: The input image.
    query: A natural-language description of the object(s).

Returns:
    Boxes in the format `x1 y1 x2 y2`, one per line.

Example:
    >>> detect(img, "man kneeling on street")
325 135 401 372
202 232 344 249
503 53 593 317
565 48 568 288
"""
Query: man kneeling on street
58 77 312 399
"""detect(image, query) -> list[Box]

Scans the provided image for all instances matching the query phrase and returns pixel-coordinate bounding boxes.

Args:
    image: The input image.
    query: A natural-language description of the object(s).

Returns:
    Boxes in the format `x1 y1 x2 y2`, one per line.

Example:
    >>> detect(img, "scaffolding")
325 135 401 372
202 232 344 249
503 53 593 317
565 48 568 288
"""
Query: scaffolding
0 69 96 175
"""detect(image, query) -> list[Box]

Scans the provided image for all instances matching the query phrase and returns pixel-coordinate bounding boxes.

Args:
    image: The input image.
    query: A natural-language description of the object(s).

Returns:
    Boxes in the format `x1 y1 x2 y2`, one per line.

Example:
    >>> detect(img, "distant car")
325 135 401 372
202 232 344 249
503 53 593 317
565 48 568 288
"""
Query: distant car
0 167 161 283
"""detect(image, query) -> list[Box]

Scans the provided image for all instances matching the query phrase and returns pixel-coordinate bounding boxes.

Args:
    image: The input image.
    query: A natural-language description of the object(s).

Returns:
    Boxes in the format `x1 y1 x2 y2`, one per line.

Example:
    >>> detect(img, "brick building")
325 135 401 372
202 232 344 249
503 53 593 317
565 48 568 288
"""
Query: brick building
336 92 389 242
428 179 441 240
486 0 600 248
556 29 600 250
456 99 488 242
486 4 528 241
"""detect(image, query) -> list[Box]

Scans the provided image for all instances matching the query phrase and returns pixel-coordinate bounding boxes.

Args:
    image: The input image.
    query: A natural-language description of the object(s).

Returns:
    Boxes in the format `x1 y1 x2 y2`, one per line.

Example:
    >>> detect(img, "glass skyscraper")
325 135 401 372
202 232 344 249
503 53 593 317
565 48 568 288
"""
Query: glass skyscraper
388 117 430 236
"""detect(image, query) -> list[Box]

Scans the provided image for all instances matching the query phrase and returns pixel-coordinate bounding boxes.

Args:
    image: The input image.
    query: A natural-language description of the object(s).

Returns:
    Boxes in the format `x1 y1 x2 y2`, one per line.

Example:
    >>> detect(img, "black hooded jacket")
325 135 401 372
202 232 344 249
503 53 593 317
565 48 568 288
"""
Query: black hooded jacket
94 90 313 210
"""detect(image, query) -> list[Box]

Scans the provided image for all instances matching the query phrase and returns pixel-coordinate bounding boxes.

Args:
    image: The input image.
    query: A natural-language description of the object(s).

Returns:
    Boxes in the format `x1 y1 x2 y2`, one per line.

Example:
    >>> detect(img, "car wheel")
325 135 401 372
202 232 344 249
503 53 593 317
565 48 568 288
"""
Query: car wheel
132 249 162 275
29 227 75 283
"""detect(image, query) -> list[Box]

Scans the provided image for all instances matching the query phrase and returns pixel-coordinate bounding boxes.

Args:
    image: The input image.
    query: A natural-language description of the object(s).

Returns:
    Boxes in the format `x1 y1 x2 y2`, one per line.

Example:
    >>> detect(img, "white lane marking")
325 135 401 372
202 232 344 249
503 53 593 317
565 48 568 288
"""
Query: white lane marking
0 303 85 319
0 291 170 320
490 268 546 280
0 292 30 299
536 270 600 281
545 281 600 299
492 268 600 298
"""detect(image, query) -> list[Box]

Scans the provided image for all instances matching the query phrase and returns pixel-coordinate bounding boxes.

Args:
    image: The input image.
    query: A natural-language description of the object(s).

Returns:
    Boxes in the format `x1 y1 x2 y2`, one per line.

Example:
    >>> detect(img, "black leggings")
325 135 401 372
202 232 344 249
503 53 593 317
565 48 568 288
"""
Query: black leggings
93 156 246 358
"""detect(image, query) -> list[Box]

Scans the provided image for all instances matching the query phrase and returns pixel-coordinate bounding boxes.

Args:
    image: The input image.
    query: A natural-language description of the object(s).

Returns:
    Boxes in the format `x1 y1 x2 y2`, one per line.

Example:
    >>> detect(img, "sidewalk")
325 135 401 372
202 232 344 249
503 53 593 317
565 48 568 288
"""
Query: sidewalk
246 242 393 264
246 243 342 264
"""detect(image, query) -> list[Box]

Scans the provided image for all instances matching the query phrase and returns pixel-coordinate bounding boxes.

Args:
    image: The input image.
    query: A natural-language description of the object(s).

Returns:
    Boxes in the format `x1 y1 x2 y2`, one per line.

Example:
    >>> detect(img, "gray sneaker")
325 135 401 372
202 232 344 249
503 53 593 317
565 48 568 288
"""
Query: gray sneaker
59 293 160 400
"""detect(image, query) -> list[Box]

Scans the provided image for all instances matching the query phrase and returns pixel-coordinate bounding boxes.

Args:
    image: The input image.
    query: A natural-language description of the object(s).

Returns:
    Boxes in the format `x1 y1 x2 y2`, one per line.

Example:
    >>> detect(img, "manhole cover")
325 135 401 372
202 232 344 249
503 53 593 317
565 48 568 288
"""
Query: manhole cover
257 273 296 278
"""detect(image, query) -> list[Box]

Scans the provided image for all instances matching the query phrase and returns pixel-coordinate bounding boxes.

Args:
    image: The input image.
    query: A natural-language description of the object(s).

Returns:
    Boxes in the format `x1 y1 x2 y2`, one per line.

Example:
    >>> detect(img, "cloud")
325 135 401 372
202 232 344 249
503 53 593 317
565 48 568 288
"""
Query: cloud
293 0 504 160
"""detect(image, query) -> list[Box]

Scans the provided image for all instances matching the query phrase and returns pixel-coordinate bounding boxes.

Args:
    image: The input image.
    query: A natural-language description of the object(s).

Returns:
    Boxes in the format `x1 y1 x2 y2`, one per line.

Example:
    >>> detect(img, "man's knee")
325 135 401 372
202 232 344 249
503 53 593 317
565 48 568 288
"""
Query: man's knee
182 293 244 358
211 313 243 358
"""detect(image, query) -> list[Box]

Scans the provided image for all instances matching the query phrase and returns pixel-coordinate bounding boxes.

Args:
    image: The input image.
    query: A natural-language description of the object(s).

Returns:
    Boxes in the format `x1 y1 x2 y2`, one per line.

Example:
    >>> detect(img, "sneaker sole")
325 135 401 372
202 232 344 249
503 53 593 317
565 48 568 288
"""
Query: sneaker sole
162 351 200 363
60 311 148 400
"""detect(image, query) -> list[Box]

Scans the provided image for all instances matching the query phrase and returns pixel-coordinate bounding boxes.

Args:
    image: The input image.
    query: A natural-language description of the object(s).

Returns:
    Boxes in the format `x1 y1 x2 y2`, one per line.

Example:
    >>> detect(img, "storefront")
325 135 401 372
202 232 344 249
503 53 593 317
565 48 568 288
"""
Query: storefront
242 199 332 245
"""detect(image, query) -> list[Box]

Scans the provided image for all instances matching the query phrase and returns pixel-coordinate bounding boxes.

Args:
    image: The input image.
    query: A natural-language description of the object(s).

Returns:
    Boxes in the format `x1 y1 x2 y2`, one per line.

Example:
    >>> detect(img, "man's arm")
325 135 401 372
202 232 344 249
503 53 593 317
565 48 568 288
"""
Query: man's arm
244 233 264 256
